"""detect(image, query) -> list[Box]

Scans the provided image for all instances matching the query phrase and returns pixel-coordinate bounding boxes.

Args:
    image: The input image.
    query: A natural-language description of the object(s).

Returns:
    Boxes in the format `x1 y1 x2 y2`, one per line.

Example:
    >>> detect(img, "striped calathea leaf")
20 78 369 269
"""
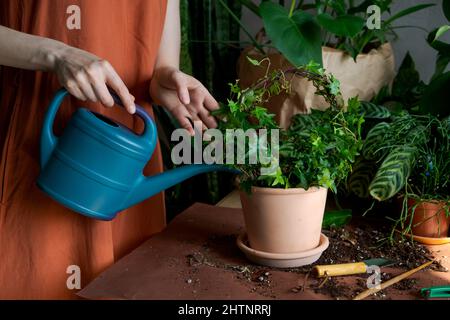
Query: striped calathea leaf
360 101 391 119
289 110 322 132
348 158 378 198
369 145 418 201
362 122 391 160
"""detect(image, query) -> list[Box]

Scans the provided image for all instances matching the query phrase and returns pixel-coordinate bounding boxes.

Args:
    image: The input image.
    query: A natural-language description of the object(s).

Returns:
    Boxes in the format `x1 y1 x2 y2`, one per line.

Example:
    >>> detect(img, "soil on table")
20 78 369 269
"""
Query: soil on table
185 217 447 300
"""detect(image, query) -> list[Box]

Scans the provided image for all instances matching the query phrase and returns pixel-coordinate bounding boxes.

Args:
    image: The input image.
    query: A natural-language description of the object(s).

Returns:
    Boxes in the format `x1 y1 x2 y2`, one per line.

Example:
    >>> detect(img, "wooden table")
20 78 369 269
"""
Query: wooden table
78 202 450 300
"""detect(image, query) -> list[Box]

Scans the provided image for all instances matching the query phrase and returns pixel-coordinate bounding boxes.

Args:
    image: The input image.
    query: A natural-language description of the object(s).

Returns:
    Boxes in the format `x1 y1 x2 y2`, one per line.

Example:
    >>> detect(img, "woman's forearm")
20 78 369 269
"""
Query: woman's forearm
0 25 135 113
0 25 66 71
149 0 218 133
153 0 180 71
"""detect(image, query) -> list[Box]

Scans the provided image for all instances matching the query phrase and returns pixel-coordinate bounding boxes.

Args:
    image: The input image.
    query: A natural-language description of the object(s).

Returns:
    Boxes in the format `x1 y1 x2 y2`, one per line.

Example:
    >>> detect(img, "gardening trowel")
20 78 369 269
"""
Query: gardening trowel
314 258 396 277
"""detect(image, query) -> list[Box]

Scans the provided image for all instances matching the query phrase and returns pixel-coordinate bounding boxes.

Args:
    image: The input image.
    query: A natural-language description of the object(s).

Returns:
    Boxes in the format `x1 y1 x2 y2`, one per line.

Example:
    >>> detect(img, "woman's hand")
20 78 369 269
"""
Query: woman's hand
52 45 136 113
150 66 219 135
0 26 135 113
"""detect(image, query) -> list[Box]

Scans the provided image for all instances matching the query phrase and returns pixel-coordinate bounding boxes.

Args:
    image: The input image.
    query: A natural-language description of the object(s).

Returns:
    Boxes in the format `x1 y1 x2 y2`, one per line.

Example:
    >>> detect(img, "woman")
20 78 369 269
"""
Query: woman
0 0 217 299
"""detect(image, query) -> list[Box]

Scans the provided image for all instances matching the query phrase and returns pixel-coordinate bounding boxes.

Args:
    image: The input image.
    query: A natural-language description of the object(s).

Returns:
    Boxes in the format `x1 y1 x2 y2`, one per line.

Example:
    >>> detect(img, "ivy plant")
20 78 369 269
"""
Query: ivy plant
213 60 364 193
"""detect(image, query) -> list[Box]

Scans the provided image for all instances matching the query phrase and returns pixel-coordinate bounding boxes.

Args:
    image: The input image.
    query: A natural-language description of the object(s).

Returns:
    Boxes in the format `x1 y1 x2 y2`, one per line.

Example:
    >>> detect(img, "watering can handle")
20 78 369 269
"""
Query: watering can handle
108 89 157 149
40 88 157 168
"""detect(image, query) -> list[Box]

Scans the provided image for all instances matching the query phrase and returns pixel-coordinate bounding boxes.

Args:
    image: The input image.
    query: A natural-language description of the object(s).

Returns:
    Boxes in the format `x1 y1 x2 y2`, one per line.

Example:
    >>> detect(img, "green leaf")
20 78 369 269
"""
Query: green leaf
363 122 391 160
329 76 341 95
384 4 435 27
246 56 262 66
305 61 324 74
369 145 417 201
392 52 420 98
347 0 373 14
348 158 378 198
360 101 391 119
428 27 450 56
328 0 347 16
289 111 322 132
435 25 450 40
322 209 352 229
371 85 391 105
347 96 361 114
434 53 450 80
444 0 450 22
340 42 360 60
428 25 450 80
260 1 322 66
419 72 450 118
317 13 365 37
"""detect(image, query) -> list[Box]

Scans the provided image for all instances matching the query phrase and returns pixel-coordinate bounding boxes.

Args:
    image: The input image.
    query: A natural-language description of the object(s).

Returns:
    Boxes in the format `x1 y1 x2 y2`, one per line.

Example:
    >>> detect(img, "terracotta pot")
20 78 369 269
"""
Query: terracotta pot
239 186 327 254
408 199 449 238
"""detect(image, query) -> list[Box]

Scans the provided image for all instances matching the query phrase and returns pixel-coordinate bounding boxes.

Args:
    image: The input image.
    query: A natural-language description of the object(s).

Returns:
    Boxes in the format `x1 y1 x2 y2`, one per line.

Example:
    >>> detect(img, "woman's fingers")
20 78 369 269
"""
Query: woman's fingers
173 105 195 135
188 89 218 129
171 70 191 105
91 81 115 107
103 61 135 114
65 80 87 102
203 90 219 111
74 70 98 102
197 106 217 129
54 47 135 112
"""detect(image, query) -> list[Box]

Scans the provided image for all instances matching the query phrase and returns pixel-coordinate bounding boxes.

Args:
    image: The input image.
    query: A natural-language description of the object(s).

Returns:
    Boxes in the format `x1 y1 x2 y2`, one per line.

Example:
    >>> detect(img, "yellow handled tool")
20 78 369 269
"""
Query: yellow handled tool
314 258 395 277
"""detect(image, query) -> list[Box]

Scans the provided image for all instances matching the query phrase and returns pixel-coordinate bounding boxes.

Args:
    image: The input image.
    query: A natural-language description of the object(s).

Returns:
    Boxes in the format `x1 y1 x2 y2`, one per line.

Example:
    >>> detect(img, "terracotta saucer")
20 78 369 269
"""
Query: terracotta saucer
236 233 329 268
395 230 450 245
406 233 450 245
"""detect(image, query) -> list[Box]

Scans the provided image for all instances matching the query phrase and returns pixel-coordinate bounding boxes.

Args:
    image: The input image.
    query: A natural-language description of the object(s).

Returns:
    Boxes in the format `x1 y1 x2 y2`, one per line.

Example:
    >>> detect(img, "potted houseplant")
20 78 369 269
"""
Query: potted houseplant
221 0 433 127
349 111 450 241
348 0 450 244
213 62 364 266
349 111 450 243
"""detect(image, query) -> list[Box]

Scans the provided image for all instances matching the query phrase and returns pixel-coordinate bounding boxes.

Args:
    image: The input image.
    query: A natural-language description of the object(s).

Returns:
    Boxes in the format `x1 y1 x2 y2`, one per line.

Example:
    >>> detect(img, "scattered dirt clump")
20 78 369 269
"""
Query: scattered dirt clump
185 219 445 299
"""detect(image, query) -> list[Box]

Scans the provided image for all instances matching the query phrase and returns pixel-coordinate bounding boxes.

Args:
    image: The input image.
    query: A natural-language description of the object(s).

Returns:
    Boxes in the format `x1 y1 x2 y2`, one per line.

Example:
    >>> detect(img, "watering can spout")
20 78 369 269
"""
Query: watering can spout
122 164 235 210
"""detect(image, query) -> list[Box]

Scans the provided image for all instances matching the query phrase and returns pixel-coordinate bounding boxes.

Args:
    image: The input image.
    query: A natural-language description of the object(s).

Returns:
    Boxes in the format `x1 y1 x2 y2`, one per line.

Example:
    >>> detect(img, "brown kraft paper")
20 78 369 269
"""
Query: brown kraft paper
237 43 396 128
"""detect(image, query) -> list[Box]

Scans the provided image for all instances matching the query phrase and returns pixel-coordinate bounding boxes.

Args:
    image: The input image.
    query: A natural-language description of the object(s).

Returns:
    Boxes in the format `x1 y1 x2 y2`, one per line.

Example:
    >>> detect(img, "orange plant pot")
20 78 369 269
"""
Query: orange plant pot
408 199 449 239
239 186 327 254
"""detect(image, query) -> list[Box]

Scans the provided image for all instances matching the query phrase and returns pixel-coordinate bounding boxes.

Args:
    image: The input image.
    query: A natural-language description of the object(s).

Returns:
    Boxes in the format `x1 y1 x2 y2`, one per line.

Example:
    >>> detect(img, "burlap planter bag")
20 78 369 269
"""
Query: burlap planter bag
237 43 396 128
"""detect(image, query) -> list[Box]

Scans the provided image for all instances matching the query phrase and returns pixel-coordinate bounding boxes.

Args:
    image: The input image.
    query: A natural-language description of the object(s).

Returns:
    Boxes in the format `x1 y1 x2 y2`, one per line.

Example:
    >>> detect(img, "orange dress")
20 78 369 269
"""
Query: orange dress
0 0 167 299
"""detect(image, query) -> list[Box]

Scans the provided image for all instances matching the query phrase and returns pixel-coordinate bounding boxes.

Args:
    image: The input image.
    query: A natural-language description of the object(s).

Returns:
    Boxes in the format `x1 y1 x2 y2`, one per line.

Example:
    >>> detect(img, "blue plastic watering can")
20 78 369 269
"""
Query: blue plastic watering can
37 89 232 220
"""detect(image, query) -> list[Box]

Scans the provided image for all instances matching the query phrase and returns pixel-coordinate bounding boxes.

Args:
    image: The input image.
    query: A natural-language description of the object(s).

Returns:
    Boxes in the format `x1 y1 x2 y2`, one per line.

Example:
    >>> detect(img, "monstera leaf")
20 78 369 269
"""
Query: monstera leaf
369 145 417 201
260 1 322 66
